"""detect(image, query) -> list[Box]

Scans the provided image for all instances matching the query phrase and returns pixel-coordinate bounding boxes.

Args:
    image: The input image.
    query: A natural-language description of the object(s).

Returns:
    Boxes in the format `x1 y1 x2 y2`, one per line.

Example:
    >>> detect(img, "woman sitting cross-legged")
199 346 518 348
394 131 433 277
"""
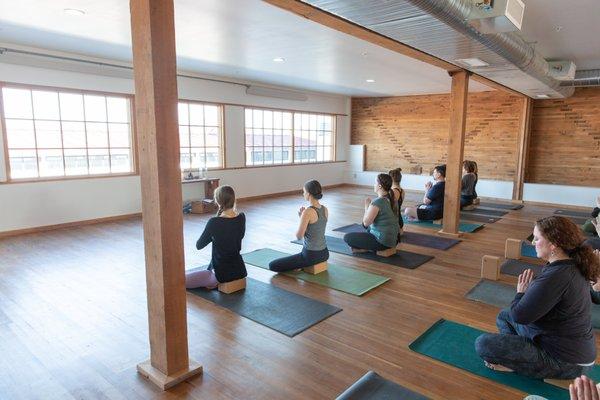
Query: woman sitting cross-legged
460 160 477 209
185 185 247 289
404 164 446 221
475 216 600 379
269 180 329 272
343 173 399 253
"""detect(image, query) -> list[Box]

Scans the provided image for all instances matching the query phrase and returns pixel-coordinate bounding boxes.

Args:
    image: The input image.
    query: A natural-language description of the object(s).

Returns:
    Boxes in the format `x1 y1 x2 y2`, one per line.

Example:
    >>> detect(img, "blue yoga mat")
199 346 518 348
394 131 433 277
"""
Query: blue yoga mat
521 242 538 258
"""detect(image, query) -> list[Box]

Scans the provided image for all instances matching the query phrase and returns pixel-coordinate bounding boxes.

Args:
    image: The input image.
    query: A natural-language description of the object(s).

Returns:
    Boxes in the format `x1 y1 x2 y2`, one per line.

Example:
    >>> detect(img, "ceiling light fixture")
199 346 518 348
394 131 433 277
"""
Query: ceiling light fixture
536 94 551 99
273 57 285 63
366 79 375 83
455 58 490 68
64 8 86 16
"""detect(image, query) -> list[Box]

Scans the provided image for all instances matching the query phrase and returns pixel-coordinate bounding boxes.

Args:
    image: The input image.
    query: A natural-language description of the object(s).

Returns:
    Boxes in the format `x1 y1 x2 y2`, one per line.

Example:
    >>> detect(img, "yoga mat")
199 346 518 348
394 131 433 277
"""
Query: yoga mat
409 319 600 400
336 371 429 400
292 235 434 269
500 259 543 276
479 202 524 210
466 280 600 330
459 213 500 224
554 209 593 218
521 242 538 258
462 208 508 217
333 224 460 250
402 216 484 233
242 248 389 296
188 278 341 337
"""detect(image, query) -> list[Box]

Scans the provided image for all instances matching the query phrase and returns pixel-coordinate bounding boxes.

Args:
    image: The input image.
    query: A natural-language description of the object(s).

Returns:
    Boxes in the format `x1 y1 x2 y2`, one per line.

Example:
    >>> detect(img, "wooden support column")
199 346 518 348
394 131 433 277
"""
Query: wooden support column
439 70 470 238
512 97 533 201
130 0 202 390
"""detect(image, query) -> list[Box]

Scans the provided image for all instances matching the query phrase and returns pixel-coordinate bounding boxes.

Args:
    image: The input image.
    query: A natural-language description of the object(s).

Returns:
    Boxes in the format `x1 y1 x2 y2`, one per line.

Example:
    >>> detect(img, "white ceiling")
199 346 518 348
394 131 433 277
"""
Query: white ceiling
0 0 597 97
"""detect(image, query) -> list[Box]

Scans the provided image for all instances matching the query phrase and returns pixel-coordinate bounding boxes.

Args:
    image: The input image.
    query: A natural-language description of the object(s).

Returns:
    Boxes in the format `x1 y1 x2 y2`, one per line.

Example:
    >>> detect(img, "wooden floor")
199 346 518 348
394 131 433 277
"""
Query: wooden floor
0 186 596 399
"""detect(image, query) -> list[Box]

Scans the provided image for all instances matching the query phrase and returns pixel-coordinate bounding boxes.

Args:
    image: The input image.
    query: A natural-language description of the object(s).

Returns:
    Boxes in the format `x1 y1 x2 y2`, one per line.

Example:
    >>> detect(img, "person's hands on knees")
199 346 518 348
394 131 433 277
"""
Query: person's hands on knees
569 375 600 400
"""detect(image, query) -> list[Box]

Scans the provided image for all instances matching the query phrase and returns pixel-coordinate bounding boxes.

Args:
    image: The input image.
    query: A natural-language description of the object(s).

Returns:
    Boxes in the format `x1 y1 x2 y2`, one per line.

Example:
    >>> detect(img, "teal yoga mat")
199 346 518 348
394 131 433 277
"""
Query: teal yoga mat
409 319 600 400
242 248 389 296
466 279 600 329
402 216 484 233
188 277 341 337
521 242 538 258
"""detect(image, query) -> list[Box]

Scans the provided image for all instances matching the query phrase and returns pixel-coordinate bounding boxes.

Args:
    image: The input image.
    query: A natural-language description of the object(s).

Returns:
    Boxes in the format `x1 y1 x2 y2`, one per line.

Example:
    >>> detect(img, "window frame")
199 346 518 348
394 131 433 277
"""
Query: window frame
177 99 225 171
0 81 138 183
243 106 336 167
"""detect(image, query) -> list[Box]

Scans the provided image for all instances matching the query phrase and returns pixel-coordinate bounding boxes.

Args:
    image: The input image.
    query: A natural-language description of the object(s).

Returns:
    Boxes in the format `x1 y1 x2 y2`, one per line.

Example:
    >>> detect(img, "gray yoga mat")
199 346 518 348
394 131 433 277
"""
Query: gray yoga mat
187 278 341 337
554 209 593 218
461 208 508 217
333 223 460 250
459 213 500 223
500 259 543 276
466 280 600 330
291 235 433 269
479 201 524 210
336 371 429 400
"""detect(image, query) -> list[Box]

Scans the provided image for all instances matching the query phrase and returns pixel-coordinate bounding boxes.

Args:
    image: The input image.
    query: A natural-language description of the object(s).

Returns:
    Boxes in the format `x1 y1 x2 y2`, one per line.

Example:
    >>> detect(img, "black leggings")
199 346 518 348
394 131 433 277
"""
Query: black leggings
269 247 329 272
343 232 390 251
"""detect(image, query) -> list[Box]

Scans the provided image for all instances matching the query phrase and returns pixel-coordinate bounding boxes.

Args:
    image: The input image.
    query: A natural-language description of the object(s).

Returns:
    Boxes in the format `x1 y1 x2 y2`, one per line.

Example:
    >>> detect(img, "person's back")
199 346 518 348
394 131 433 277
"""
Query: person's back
369 197 399 248
198 213 247 283
304 206 327 251
461 173 476 197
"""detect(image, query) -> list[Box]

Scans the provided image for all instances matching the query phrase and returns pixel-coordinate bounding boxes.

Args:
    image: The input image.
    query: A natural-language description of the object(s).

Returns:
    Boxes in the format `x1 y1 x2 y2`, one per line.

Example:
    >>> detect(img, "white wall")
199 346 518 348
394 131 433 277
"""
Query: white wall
0 61 350 233
523 183 599 208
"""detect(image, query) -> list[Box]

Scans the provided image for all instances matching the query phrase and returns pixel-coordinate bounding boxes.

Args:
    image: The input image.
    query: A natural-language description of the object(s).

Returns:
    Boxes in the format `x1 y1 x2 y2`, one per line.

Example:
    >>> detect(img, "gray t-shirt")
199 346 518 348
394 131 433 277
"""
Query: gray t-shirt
461 173 477 197
304 206 327 251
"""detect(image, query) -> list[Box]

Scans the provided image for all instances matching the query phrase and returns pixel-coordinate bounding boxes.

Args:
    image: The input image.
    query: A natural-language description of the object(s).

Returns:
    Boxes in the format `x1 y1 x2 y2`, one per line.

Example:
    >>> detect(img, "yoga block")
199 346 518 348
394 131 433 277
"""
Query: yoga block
376 248 397 258
472 198 480 205
218 278 246 294
433 219 443 225
462 204 476 211
481 255 500 280
303 261 327 275
544 379 571 389
505 238 522 260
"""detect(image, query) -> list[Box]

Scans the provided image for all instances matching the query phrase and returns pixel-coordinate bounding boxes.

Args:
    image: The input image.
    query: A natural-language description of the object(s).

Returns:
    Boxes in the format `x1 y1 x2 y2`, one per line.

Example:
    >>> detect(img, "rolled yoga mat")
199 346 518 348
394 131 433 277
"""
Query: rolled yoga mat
554 209 593 218
336 371 429 400
188 277 341 337
479 201 524 210
242 248 389 296
332 223 460 250
465 279 600 330
409 319 600 400
459 213 500 224
500 259 543 276
292 235 434 269
402 216 484 233
461 208 508 217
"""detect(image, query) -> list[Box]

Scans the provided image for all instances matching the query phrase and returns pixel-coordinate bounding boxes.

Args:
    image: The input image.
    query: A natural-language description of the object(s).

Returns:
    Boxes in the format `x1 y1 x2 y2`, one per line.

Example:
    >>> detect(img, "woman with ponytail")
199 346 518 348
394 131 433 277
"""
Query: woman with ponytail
185 185 247 289
475 216 600 379
269 180 329 272
404 164 446 221
343 173 399 253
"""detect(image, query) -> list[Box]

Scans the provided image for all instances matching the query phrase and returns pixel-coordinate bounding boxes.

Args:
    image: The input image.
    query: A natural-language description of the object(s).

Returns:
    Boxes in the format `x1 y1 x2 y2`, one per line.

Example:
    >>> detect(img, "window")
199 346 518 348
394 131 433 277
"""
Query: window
1 85 134 180
244 108 334 166
178 101 223 170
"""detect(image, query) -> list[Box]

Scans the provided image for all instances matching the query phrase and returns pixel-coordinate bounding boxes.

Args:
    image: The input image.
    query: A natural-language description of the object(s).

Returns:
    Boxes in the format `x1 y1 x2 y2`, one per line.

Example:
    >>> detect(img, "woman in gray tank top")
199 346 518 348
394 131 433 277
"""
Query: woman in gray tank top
269 180 329 272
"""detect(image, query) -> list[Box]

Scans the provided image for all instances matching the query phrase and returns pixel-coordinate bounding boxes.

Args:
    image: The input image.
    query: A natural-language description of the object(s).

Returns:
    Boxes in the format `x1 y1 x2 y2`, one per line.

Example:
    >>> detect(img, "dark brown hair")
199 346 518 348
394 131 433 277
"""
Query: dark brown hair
463 160 475 173
388 168 402 184
377 173 398 217
434 164 446 178
214 185 236 216
304 180 323 200
536 216 600 281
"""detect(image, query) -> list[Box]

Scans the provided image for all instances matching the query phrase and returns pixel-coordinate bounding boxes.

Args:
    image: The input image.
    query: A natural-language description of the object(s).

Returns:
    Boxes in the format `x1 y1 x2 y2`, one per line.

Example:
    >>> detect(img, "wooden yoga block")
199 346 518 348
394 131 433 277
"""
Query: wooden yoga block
376 248 397 257
303 261 328 275
505 238 522 260
462 204 476 211
218 278 246 294
472 198 481 205
433 219 443 225
544 378 571 390
481 255 500 280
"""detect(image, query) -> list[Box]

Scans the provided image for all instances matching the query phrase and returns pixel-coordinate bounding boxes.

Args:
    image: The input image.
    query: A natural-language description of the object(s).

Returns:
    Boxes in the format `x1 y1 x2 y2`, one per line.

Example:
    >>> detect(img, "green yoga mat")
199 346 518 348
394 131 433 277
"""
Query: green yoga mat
188 277 341 337
466 279 600 329
409 319 600 400
402 216 483 233
242 248 389 296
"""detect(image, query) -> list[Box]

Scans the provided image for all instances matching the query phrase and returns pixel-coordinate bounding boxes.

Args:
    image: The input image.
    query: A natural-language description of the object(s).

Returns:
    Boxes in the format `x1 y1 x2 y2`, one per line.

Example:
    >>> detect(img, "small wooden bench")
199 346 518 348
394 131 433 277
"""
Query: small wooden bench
218 278 246 294
376 248 397 258
303 261 327 275
462 204 477 211
505 238 523 260
481 255 500 280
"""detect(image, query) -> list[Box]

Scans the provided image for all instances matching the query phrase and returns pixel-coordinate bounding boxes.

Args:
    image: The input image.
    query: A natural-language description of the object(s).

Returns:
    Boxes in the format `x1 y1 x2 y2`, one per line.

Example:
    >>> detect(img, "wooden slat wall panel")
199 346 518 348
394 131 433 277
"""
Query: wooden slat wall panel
351 91 523 181
528 87 600 186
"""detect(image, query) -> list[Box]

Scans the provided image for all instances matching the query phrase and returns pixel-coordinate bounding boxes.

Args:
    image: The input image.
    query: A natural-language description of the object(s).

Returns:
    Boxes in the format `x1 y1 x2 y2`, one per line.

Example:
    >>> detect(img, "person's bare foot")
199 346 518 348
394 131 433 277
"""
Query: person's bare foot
484 361 513 372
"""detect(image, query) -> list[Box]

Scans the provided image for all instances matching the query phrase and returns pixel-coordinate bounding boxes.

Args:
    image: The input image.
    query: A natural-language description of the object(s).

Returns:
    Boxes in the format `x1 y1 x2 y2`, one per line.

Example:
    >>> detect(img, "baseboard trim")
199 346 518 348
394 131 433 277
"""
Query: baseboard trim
0 213 142 238
236 183 346 202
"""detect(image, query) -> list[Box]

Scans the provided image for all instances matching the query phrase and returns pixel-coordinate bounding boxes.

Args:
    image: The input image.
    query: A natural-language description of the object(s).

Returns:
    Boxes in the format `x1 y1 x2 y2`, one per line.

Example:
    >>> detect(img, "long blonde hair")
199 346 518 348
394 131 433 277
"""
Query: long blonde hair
214 185 236 216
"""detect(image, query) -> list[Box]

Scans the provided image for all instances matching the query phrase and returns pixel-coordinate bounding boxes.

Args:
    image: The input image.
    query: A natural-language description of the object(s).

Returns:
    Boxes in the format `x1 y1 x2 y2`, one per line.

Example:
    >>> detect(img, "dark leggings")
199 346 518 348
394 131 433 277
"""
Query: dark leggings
269 247 329 272
460 194 475 208
343 232 390 251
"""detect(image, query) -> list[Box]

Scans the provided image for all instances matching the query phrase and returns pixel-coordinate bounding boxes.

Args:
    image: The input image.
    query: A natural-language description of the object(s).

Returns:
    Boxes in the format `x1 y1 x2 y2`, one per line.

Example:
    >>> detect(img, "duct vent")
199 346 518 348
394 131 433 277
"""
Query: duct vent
548 61 577 81
468 0 525 33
